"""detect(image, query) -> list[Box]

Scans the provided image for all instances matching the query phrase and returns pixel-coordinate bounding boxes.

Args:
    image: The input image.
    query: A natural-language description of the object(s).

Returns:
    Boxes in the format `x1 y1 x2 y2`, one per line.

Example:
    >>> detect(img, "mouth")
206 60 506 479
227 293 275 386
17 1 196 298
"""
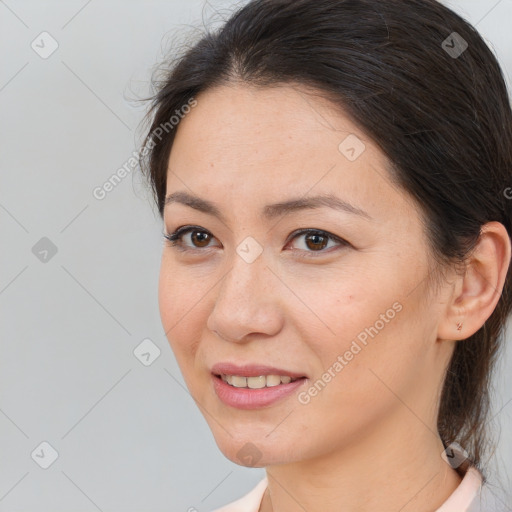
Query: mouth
213 373 306 389
210 362 308 409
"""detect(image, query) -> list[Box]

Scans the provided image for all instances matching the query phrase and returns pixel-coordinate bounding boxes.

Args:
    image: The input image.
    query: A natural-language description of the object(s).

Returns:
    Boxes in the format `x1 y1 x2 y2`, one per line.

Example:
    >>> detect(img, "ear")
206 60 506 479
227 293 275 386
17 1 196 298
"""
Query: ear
437 221 511 341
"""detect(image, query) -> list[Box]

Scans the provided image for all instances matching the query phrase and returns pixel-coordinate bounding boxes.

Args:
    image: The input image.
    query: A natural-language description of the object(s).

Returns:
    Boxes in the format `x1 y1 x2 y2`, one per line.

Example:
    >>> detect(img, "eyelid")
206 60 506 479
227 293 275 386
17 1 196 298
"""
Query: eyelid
163 225 350 255
163 225 219 251
285 228 349 256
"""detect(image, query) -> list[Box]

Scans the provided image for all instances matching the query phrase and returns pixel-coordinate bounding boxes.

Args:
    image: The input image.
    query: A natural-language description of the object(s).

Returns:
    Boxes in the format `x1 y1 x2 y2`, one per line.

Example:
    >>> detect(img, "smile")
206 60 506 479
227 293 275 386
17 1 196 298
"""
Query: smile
219 374 302 388
211 374 307 409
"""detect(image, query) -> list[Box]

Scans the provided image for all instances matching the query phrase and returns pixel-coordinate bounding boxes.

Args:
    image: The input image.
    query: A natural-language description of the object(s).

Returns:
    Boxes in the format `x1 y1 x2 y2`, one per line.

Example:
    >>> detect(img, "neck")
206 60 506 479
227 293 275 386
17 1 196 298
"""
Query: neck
259 412 462 512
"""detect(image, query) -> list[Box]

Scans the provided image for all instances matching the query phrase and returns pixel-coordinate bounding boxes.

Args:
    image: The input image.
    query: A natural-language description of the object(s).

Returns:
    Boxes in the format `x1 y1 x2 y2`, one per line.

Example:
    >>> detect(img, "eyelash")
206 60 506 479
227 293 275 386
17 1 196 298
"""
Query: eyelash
162 225 349 258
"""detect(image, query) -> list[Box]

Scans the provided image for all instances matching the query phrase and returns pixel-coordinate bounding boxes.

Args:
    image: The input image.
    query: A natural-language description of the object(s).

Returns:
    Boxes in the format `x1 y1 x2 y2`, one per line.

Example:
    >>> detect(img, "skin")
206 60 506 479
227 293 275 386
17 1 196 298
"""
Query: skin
158 83 511 512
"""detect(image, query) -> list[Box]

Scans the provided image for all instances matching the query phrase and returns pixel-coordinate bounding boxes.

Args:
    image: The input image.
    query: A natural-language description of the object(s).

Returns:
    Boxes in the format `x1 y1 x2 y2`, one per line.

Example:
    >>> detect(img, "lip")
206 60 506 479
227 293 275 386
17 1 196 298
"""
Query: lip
210 362 308 410
211 373 307 409
210 362 307 379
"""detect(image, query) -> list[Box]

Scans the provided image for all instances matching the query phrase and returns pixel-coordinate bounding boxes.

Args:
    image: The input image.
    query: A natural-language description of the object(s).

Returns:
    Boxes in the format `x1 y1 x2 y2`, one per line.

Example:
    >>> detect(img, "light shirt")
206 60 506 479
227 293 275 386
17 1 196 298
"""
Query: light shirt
212 464 509 512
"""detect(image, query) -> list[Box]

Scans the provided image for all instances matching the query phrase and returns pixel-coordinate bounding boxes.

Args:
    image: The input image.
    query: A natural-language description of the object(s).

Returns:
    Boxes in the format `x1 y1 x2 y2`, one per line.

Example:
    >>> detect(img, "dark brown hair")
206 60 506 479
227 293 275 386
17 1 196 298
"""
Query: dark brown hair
140 0 512 478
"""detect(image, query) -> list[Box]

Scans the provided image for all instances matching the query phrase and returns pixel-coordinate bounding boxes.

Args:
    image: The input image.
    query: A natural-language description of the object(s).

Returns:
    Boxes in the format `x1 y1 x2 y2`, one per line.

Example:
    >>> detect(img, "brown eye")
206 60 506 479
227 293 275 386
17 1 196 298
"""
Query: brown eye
304 233 328 251
288 228 348 257
163 226 220 251
190 230 211 248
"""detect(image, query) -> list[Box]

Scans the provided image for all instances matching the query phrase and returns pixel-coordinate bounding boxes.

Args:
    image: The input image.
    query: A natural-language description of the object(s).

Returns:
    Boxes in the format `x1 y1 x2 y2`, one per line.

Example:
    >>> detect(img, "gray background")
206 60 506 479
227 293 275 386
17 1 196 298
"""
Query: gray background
0 1 511 511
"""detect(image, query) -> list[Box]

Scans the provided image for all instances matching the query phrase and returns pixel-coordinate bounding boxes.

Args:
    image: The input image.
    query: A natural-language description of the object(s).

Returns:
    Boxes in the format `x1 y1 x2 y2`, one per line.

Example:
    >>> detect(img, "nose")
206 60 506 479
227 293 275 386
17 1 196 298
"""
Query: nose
206 250 283 343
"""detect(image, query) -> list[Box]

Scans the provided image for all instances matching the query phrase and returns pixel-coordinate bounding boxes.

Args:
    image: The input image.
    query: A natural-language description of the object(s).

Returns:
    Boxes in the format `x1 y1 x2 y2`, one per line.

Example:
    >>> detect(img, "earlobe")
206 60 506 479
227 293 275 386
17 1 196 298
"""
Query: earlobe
437 221 511 342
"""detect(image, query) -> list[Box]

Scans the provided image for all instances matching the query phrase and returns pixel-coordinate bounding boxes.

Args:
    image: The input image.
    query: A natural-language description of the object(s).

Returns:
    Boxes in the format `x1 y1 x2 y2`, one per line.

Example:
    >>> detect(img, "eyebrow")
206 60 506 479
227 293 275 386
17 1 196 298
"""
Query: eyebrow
164 191 372 223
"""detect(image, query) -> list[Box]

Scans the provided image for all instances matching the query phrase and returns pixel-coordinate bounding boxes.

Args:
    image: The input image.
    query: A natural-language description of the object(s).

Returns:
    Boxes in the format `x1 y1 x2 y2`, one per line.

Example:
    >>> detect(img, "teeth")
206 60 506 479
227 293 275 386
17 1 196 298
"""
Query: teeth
266 375 282 387
247 376 266 389
231 375 247 388
220 374 301 388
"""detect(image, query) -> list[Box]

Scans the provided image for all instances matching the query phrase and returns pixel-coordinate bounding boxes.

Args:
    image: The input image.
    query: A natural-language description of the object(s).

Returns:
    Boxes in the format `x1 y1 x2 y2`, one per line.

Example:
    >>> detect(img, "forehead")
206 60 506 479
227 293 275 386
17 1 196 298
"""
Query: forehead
171 83 363 162
165 83 411 223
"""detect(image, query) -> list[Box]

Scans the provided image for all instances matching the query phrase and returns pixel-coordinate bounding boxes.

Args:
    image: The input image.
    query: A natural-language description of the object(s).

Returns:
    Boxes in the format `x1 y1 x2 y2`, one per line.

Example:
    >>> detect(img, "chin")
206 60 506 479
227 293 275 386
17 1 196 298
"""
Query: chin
213 430 300 468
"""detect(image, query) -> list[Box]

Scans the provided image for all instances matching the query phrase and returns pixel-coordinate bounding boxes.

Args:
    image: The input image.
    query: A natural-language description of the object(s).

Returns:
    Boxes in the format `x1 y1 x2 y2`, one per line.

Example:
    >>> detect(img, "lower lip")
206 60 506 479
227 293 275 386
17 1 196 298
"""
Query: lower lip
211 374 307 409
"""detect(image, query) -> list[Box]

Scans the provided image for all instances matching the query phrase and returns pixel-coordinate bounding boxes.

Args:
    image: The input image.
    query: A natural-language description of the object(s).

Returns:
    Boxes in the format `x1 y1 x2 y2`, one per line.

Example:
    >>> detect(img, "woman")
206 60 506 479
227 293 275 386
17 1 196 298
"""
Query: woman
140 0 512 510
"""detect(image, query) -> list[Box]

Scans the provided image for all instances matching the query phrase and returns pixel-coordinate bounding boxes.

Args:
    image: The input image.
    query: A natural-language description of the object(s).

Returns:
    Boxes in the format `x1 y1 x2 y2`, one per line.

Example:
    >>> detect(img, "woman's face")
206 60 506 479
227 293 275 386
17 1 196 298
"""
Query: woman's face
159 83 454 467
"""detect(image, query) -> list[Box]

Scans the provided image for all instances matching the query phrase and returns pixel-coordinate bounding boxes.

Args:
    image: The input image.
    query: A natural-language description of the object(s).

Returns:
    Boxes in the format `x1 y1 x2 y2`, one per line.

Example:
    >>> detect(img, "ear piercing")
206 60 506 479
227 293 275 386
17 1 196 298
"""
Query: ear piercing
456 322 463 331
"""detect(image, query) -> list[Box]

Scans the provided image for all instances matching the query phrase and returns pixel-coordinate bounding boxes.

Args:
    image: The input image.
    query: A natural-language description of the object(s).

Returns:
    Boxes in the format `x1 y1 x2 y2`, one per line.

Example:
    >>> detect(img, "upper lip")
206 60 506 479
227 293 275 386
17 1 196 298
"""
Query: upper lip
211 362 307 379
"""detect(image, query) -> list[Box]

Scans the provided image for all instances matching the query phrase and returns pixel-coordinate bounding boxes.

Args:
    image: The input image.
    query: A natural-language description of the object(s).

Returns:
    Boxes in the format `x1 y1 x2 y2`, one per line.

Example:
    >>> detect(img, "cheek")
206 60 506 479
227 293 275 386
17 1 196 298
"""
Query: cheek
295 308 421 451
158 260 177 336
282 262 398 353
294 259 428 397
158 257 204 364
